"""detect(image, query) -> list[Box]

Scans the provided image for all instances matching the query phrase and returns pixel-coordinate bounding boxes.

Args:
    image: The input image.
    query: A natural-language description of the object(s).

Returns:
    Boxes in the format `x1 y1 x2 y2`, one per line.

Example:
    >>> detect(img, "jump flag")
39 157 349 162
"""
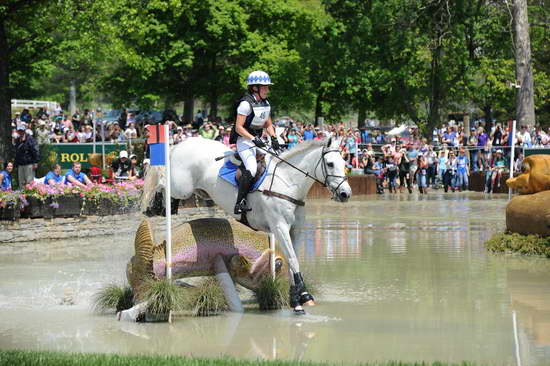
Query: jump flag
148 124 167 166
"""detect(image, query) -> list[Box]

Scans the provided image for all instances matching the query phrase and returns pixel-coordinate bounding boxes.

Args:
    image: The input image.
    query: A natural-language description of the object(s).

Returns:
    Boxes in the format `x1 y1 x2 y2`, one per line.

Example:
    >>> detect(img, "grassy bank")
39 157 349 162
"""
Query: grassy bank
485 232 550 257
0 351 478 366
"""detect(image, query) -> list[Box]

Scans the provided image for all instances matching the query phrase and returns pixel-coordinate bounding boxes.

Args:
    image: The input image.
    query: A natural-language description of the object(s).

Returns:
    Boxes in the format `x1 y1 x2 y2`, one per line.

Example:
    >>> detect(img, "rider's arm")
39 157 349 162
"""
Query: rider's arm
235 114 255 140
264 117 276 138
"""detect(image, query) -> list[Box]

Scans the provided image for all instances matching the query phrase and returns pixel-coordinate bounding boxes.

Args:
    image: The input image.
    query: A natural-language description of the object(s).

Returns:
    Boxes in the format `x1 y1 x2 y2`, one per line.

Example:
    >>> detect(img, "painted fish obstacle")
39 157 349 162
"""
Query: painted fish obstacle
118 218 286 321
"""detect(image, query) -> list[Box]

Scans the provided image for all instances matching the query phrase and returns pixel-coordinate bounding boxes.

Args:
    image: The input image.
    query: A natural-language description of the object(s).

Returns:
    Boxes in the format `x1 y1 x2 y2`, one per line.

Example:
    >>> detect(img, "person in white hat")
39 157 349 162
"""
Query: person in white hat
111 150 131 179
229 70 280 214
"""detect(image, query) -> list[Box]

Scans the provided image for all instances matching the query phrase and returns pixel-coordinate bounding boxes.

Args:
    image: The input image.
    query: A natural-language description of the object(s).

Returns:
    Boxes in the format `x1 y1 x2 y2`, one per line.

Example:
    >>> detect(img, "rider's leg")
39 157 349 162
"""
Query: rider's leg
235 138 257 214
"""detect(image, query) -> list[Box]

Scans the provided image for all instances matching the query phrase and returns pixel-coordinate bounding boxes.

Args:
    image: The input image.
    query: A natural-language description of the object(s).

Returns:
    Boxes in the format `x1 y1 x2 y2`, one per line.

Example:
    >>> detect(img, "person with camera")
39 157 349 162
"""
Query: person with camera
229 70 280 214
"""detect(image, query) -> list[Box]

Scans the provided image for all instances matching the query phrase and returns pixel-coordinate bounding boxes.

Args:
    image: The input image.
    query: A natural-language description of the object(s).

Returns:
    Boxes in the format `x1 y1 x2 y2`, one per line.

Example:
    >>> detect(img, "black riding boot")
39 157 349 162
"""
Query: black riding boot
234 169 254 214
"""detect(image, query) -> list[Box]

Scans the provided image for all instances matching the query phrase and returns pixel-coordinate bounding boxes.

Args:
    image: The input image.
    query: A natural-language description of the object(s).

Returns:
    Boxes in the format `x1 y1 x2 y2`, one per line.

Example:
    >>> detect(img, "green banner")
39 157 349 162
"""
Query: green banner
48 143 123 169
523 148 550 157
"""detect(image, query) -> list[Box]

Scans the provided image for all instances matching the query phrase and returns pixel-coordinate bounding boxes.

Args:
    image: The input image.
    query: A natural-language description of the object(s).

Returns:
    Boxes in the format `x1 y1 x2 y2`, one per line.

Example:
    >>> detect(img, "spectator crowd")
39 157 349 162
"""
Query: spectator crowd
3 105 550 195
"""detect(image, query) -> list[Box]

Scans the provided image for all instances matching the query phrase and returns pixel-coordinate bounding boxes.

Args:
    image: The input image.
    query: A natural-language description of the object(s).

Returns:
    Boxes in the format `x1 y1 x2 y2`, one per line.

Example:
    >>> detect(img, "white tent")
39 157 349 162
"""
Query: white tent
387 125 408 136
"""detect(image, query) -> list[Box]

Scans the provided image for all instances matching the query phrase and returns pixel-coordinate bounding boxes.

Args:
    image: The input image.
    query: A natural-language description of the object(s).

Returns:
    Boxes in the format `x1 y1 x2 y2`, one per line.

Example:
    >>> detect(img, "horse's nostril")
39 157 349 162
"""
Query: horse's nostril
340 192 349 200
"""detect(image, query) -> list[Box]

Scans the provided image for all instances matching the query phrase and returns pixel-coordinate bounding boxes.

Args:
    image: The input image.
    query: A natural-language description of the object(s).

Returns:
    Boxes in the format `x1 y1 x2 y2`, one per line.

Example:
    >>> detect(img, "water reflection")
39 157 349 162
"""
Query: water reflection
0 193 549 365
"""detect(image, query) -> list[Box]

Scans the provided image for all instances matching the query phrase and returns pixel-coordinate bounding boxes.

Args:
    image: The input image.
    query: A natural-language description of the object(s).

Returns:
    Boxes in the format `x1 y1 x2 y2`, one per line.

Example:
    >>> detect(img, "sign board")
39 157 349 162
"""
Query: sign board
47 143 121 169
523 148 550 157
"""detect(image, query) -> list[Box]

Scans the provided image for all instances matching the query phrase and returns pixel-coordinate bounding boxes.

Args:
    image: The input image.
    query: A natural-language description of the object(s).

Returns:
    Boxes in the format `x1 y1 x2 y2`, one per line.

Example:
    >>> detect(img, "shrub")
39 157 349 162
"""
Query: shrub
92 283 134 313
184 277 228 316
486 232 550 257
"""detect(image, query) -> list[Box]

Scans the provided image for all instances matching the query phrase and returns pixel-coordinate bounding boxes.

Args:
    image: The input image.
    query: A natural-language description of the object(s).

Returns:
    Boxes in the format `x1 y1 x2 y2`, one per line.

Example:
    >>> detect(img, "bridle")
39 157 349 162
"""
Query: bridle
314 148 348 199
261 145 348 201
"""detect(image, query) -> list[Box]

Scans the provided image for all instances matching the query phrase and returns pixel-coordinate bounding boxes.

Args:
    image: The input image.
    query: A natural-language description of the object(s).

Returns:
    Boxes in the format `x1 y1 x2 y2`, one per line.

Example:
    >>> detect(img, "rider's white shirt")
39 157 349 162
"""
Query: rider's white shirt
237 100 270 129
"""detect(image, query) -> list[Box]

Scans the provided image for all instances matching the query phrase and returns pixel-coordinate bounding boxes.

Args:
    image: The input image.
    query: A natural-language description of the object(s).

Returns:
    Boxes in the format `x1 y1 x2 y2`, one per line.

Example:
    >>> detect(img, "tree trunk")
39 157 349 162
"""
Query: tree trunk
69 80 77 116
314 93 323 126
427 46 443 134
209 92 218 119
183 97 194 125
357 105 367 129
0 17 12 165
513 0 536 128
483 104 493 131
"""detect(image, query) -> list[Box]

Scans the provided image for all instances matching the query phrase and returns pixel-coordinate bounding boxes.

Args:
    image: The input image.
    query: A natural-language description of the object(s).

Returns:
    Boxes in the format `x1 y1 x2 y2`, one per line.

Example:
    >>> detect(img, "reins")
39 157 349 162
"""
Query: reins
255 145 348 200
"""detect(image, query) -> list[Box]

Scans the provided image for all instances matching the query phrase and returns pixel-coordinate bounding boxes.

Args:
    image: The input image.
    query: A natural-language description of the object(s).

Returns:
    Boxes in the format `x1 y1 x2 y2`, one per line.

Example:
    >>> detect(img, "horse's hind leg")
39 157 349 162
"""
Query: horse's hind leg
271 222 314 315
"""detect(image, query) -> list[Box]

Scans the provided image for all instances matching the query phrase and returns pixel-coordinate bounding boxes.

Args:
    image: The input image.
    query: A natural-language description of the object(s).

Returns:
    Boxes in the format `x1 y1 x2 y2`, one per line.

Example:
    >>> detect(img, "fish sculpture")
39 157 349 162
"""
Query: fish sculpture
506 154 550 194
127 218 285 299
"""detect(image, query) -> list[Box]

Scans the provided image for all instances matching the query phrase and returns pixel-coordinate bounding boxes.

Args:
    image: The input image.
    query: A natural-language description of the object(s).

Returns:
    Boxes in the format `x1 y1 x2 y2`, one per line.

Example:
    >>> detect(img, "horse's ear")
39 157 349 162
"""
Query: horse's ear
326 137 332 148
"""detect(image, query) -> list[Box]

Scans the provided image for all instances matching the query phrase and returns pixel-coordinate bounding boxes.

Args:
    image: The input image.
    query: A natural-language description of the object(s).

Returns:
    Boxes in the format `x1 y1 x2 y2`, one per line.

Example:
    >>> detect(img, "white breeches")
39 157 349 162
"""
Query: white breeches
237 136 261 176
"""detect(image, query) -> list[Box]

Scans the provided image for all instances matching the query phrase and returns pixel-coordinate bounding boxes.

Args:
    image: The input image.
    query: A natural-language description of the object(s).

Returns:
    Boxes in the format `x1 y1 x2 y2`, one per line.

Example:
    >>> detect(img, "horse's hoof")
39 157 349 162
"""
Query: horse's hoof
293 307 306 315
299 292 315 306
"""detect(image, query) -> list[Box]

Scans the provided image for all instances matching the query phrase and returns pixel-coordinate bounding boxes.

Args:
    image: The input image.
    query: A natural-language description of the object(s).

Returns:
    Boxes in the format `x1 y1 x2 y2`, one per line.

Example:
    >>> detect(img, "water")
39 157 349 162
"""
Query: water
1 192 550 365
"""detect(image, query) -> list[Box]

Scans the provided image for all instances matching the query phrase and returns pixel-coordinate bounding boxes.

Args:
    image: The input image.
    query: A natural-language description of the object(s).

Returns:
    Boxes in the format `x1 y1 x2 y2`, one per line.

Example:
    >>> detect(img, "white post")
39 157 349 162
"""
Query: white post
355 138 359 170
92 112 96 154
164 123 172 280
512 311 522 366
509 120 517 200
269 233 276 279
101 122 105 169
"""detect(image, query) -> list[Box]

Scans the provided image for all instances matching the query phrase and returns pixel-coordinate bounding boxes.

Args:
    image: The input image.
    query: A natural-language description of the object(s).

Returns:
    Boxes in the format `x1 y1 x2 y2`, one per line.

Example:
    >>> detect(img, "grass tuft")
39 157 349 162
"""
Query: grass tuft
92 283 134 313
253 274 289 310
486 232 550 257
142 279 186 315
184 277 228 316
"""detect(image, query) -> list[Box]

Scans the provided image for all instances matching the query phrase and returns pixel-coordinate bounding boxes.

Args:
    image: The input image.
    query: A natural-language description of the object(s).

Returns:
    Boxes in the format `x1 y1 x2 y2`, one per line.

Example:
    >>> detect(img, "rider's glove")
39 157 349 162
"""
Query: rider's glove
252 137 266 148
270 136 280 151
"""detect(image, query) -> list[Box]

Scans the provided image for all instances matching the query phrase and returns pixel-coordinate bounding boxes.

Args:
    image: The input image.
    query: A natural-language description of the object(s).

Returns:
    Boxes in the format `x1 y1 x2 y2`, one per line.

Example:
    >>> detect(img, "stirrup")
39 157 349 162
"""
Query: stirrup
234 199 251 215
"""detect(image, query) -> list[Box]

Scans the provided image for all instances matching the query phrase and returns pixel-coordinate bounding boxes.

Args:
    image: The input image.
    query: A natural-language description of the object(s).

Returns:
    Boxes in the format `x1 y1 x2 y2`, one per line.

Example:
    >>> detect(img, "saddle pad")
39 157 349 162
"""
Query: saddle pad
218 160 269 191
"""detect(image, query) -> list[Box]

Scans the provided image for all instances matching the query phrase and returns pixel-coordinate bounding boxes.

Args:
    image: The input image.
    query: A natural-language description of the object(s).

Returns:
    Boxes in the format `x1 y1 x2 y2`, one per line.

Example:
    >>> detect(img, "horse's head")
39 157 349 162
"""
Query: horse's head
320 137 352 202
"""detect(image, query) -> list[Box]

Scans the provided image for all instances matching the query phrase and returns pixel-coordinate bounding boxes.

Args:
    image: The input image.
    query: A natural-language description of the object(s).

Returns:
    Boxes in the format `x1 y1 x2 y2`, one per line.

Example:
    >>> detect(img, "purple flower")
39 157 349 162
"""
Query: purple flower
49 202 59 209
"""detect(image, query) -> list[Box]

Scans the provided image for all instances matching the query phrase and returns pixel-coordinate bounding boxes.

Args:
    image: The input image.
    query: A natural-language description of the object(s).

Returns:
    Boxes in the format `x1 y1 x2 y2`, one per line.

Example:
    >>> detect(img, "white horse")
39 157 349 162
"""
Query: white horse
143 136 352 314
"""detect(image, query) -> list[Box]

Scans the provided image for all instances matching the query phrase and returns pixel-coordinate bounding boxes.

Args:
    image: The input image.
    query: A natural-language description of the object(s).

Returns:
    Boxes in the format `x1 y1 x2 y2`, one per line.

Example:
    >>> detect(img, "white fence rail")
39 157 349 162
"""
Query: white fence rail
11 99 60 111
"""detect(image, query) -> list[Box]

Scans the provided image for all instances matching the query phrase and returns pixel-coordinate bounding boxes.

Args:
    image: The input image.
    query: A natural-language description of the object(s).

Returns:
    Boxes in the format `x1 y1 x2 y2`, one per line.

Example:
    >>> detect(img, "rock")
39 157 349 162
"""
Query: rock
60 288 75 305
506 190 550 236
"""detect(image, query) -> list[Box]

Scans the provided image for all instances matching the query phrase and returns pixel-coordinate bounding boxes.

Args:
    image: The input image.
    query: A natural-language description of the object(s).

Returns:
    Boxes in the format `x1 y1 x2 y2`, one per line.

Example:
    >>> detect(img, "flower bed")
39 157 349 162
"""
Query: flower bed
0 180 144 220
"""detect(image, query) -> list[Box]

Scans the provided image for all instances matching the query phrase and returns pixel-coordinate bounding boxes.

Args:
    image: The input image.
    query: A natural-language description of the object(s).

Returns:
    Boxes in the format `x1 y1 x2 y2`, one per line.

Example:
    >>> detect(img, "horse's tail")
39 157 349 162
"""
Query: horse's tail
140 165 165 212
126 219 157 300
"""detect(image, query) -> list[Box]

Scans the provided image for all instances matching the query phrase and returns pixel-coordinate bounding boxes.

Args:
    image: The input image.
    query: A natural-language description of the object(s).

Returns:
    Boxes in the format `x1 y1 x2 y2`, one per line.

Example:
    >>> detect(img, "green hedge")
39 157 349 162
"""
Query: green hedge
0 351 478 366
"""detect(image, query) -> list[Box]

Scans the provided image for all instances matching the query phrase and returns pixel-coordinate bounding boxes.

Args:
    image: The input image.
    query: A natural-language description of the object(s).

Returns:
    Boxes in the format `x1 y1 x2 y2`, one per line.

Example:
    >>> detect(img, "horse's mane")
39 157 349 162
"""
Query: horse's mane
279 139 327 160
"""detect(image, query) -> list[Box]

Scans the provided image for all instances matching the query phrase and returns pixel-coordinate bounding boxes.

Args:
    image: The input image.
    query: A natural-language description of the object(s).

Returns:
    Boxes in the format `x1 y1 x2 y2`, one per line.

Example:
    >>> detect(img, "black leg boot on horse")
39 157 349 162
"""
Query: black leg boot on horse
289 272 315 315
234 169 254 214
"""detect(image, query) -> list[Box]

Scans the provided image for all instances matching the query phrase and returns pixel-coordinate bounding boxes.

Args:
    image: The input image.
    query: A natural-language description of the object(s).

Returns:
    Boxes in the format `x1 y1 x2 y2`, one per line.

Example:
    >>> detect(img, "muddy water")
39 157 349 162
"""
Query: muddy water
1 192 550 365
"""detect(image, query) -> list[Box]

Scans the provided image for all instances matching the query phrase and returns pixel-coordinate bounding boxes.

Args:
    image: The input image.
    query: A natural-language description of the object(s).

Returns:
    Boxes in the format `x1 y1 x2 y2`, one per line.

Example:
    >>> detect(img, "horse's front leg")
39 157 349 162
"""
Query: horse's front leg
271 222 314 315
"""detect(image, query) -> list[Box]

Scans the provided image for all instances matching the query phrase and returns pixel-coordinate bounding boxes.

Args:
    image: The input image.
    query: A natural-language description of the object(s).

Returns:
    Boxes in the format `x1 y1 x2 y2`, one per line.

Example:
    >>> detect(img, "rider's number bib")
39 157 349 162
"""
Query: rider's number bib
251 105 270 128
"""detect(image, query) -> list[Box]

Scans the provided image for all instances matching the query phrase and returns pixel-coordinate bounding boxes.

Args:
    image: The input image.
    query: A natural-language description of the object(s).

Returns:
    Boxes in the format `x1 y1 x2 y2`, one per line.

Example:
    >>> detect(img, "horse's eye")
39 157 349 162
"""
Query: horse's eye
327 162 334 168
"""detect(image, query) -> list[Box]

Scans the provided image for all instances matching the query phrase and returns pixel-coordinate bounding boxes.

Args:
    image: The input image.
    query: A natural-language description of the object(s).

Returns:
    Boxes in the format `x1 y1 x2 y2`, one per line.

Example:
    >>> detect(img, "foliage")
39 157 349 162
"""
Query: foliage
253 274 289 310
0 190 26 209
2 0 550 141
37 144 58 178
142 279 186 315
184 277 228 316
486 232 550 258
92 282 134 313
0 350 482 366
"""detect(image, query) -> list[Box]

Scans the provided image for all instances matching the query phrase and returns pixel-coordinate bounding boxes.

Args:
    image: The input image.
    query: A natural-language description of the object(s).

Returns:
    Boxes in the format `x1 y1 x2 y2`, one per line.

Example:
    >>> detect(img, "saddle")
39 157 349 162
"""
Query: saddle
218 152 269 193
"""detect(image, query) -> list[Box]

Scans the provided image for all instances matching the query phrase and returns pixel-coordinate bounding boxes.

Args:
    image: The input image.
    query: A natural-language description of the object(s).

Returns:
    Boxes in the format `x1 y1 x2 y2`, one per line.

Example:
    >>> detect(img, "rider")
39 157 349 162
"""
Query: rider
230 70 280 214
